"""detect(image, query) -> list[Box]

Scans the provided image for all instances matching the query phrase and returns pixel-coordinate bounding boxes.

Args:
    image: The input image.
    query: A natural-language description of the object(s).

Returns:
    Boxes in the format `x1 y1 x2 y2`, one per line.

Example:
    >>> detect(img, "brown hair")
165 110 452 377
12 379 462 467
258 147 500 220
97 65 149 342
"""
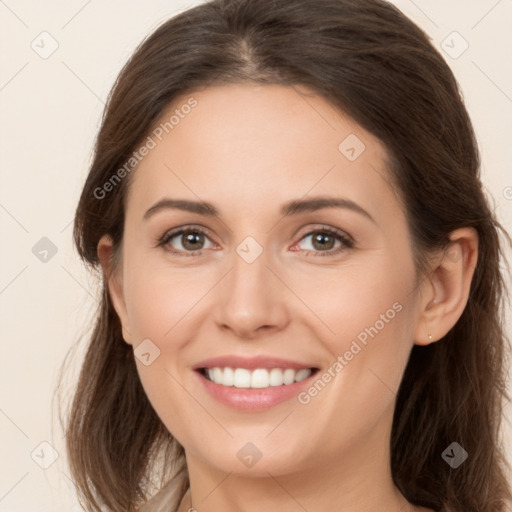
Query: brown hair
59 0 512 510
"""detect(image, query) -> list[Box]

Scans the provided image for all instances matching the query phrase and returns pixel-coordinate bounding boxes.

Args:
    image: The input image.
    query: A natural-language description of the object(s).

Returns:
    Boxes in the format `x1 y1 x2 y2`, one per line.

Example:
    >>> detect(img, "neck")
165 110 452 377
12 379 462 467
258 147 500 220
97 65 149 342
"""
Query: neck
177 414 421 512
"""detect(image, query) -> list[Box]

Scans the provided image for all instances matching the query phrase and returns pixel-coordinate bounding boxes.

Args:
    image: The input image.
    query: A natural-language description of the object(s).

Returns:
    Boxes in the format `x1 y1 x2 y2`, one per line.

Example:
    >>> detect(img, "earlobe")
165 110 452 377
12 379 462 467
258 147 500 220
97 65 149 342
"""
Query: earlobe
413 227 479 346
97 234 133 345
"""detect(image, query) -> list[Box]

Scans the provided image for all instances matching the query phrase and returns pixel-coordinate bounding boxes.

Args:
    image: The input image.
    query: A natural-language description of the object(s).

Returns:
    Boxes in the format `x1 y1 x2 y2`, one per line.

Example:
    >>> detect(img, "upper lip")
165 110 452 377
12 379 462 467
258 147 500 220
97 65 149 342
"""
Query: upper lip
192 355 317 370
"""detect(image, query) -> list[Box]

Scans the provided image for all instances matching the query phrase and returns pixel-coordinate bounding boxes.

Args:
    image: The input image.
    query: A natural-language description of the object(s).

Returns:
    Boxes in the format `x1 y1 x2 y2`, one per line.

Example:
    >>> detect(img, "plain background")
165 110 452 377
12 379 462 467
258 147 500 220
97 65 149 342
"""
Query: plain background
0 0 511 510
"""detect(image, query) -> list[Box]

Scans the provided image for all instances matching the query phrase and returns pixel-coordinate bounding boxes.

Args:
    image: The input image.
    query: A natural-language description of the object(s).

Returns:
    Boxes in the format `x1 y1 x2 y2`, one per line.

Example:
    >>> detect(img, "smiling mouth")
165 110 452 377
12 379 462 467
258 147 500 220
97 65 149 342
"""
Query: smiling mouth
198 367 319 389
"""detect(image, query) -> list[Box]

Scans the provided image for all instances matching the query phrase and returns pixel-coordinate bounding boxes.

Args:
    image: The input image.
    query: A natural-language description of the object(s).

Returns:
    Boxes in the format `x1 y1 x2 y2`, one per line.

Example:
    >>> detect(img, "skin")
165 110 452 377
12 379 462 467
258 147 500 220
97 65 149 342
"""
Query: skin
98 83 478 512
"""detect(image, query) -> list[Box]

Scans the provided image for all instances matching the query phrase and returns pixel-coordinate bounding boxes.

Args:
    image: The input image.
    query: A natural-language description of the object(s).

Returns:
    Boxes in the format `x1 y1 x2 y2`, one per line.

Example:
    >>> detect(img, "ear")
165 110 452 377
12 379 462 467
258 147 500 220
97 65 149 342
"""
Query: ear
413 227 479 346
97 234 133 345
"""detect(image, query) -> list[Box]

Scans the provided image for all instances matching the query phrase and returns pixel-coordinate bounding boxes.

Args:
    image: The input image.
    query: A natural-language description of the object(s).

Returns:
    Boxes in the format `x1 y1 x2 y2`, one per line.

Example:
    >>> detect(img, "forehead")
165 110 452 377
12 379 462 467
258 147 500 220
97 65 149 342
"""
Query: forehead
125 83 399 221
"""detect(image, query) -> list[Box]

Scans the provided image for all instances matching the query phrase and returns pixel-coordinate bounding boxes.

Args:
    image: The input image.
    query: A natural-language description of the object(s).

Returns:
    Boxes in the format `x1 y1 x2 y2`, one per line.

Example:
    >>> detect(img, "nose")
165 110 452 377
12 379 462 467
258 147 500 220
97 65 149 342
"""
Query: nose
212 244 290 340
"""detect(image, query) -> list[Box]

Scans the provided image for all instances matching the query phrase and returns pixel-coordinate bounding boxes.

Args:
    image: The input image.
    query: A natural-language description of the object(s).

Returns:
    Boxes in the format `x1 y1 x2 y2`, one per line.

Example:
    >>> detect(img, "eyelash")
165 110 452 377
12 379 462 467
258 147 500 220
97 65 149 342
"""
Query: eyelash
156 224 355 258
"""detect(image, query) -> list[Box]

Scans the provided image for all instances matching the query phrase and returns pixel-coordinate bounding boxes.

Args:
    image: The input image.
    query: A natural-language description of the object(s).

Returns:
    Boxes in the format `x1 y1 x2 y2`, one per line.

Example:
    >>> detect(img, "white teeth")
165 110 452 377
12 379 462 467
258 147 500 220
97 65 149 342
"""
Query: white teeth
223 367 234 386
269 368 284 386
204 367 313 388
233 368 251 388
283 368 295 385
295 368 312 382
213 367 223 384
251 369 269 388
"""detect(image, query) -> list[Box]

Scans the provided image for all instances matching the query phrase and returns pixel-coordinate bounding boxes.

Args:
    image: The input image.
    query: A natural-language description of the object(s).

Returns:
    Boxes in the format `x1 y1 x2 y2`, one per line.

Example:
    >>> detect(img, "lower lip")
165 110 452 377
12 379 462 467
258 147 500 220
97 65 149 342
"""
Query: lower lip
195 370 316 411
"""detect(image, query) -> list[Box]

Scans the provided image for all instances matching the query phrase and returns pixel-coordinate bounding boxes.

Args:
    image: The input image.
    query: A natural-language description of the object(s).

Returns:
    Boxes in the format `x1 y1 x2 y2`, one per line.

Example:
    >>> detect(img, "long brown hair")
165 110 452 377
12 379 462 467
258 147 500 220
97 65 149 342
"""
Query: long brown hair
59 0 512 510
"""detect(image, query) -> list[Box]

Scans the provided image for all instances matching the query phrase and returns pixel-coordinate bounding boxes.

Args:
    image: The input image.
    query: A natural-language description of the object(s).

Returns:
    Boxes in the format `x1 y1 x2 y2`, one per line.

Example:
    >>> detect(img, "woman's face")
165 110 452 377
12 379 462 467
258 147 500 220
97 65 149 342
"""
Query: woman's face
104 83 429 476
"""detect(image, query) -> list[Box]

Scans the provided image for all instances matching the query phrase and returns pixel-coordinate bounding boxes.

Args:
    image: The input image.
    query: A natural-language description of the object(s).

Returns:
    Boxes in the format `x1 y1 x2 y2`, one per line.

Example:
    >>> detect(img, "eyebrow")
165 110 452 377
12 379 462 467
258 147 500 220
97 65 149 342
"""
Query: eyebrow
143 196 376 224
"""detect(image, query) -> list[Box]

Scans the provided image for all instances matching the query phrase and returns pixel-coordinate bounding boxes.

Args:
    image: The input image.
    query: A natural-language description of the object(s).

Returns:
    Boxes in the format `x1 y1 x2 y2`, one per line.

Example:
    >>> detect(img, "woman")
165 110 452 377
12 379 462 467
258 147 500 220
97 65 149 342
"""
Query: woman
62 0 512 510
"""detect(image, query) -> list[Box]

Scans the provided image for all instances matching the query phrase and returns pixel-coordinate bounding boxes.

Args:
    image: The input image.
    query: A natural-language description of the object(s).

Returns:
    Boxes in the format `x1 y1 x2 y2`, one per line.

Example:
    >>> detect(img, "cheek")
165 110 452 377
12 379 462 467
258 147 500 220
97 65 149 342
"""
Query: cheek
303 254 417 406
314 276 416 436
120 258 220 431
121 263 205 443
122 253 211 344
295 251 416 356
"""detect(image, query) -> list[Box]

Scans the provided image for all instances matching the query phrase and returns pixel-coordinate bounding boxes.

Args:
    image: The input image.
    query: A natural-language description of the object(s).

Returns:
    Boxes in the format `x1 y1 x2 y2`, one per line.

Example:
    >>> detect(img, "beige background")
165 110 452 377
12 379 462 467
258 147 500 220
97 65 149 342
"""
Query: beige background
0 0 511 510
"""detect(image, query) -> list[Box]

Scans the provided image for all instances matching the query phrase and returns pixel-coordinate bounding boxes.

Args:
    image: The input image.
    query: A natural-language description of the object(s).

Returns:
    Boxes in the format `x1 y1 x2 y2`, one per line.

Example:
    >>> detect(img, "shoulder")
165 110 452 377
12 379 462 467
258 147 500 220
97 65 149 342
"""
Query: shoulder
137 473 188 512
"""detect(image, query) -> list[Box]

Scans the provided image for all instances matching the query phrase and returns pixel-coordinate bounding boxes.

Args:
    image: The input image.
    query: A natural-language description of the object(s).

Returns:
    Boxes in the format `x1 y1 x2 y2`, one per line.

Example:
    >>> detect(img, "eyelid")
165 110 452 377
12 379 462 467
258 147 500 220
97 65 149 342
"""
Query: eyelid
295 223 354 243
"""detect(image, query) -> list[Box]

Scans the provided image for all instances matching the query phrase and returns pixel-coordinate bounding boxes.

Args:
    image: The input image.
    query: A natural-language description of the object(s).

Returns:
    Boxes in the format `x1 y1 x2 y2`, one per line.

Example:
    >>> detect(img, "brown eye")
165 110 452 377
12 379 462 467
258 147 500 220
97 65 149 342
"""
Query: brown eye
310 231 337 251
158 227 214 255
180 231 206 251
295 227 354 257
